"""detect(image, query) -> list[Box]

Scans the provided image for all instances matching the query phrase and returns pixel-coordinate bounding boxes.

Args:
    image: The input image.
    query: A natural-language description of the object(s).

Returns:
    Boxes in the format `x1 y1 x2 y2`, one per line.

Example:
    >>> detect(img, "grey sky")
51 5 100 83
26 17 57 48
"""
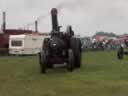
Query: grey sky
0 0 128 36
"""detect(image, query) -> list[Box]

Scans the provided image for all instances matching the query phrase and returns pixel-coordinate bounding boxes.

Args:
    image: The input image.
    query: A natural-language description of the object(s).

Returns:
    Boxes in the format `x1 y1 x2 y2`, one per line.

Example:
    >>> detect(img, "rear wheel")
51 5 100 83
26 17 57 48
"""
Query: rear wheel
40 50 47 73
70 38 81 68
40 38 50 73
67 49 74 72
39 52 42 65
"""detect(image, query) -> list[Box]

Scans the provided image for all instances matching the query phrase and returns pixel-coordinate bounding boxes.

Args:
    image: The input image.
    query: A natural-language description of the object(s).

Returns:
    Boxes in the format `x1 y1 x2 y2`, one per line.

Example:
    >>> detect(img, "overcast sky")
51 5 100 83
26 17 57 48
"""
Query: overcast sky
1 0 128 36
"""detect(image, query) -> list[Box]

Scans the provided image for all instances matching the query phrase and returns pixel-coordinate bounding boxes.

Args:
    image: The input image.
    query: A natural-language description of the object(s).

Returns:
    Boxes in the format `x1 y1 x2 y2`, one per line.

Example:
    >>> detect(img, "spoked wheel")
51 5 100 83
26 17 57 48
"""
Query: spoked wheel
40 50 47 73
70 38 82 68
117 47 124 60
67 49 75 72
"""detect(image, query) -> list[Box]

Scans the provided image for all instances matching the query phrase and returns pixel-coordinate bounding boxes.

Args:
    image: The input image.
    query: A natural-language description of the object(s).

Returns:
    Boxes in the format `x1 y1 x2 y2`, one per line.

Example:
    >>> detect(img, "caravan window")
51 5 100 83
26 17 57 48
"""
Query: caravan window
11 40 22 47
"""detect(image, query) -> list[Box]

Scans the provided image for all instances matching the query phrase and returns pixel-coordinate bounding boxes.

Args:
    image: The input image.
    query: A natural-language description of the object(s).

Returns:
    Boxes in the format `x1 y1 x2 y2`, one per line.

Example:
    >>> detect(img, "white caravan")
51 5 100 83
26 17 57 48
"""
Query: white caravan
9 34 49 55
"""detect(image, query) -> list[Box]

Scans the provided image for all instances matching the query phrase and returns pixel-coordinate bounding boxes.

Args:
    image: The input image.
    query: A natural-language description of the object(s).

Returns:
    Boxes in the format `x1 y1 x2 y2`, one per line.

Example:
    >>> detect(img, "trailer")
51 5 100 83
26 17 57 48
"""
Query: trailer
9 34 49 55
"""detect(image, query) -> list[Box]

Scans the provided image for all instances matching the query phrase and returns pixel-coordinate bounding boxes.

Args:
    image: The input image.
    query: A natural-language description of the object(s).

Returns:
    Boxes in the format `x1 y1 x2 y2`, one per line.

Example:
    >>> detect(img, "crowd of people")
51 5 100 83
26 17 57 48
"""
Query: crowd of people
81 38 123 51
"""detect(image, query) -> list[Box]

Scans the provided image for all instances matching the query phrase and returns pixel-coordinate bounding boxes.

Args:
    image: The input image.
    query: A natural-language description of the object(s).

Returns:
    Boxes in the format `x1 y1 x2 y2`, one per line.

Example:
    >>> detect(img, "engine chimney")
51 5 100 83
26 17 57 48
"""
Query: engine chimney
51 8 59 32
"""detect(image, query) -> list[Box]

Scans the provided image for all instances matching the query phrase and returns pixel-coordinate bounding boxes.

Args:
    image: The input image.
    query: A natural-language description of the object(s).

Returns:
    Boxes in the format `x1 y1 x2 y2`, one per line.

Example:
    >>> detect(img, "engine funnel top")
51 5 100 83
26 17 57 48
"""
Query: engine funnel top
51 8 58 15
51 8 59 32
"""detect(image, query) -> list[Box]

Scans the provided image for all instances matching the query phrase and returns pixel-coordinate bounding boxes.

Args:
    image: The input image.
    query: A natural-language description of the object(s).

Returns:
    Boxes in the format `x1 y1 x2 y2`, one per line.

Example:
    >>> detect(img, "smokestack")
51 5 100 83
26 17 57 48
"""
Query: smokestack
51 8 59 31
35 20 38 32
2 12 6 31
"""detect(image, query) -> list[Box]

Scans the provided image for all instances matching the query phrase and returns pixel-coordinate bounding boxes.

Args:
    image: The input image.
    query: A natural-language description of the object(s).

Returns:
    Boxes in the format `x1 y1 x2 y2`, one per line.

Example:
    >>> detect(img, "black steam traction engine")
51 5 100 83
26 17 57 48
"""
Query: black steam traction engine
39 8 82 73
117 39 128 59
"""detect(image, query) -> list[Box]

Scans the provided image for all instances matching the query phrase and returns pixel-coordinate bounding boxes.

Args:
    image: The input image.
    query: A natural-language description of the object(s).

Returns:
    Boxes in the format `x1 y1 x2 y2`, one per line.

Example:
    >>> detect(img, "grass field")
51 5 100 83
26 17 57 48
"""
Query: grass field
0 51 128 96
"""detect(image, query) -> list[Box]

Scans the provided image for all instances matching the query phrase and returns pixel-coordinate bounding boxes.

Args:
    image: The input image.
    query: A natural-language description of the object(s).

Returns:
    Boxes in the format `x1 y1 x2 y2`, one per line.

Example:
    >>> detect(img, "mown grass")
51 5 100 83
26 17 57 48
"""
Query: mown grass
0 51 128 96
